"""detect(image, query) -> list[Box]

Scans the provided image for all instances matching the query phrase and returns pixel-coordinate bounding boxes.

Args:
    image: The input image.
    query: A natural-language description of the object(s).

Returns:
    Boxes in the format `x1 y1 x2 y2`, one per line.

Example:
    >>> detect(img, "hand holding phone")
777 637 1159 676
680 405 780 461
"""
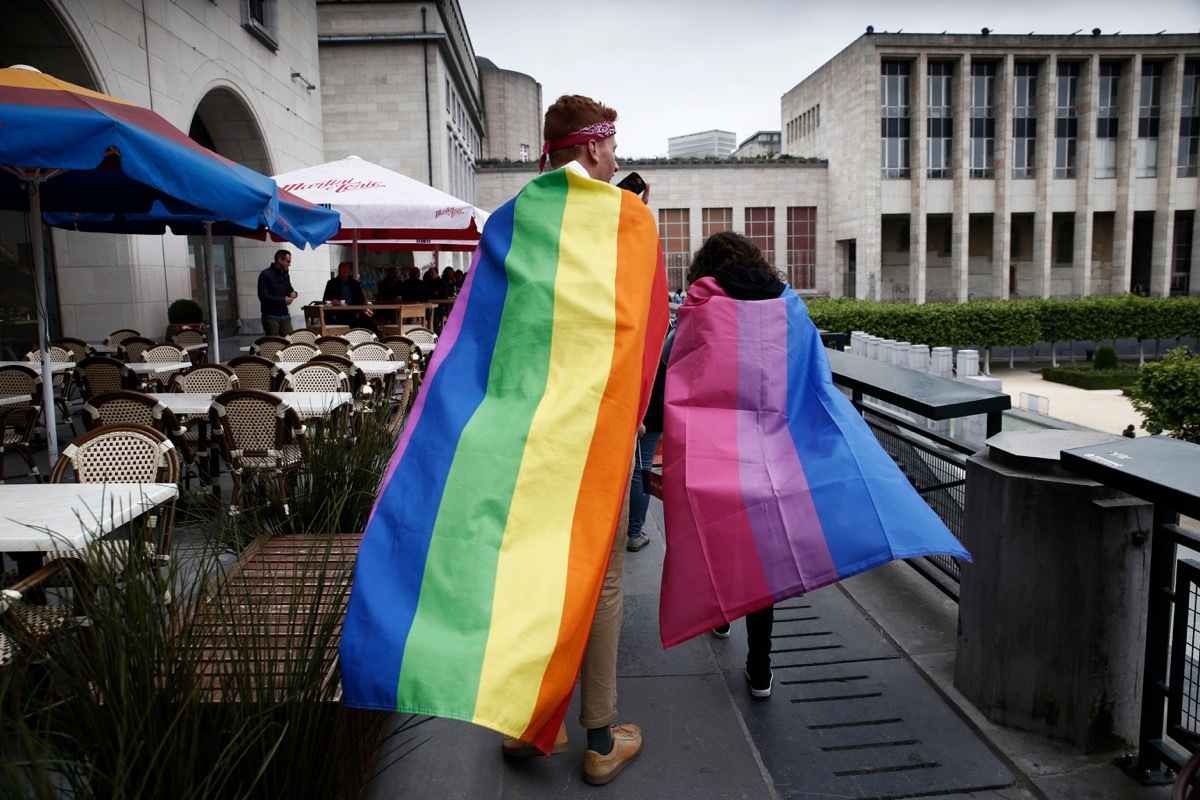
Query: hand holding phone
615 172 647 195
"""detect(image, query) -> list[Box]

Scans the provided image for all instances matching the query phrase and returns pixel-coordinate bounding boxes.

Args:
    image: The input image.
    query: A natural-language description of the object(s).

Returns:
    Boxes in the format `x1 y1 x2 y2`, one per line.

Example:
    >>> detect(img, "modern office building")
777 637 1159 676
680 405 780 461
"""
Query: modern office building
782 31 1200 302
732 131 782 159
668 129 737 159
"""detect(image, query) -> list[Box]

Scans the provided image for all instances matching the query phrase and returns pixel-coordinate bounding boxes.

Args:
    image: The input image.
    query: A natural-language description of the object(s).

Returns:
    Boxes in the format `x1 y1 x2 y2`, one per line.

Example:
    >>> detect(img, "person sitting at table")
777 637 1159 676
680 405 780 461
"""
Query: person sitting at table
322 262 378 333
377 266 403 304
423 266 450 300
398 266 429 302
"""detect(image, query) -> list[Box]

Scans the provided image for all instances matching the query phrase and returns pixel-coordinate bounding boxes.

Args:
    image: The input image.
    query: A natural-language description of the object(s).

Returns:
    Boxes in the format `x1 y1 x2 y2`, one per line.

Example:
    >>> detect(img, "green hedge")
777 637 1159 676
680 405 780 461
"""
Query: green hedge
1039 366 1142 390
805 295 1200 351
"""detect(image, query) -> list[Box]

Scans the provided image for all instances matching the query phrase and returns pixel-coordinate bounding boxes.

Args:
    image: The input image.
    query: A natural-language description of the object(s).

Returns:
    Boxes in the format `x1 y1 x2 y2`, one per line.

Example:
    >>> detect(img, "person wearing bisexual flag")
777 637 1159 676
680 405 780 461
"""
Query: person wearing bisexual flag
659 232 970 669
339 94 668 787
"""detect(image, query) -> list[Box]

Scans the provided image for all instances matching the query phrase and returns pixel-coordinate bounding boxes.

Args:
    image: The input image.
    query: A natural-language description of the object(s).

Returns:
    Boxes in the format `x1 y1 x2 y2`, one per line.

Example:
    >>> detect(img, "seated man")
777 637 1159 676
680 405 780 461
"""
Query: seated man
398 266 429 302
322 262 378 333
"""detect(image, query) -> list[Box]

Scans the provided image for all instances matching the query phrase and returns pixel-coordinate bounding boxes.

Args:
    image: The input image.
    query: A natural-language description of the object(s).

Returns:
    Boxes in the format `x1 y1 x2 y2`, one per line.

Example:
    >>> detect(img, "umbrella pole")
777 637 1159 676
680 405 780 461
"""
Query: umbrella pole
352 234 359 280
204 222 221 363
27 180 59 462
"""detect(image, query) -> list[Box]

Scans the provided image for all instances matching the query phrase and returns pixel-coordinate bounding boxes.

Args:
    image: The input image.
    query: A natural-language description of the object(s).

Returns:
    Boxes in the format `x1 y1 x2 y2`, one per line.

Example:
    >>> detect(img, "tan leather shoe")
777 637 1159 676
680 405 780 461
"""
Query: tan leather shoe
582 723 643 785
500 722 568 757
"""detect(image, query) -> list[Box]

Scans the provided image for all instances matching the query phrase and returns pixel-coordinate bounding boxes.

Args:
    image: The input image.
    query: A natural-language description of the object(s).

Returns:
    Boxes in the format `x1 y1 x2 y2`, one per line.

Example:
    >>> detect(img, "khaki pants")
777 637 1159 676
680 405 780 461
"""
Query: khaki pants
578 487 629 729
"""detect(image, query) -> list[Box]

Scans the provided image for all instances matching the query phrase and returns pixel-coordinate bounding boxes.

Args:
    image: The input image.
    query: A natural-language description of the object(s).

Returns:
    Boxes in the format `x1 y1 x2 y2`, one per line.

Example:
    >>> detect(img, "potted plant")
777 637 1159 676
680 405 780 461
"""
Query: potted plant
166 298 206 340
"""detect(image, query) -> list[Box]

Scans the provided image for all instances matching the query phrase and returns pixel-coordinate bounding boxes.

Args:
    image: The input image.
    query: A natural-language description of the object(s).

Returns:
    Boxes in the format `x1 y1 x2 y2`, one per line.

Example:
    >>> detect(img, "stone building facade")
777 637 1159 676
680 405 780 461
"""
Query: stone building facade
1 0 331 344
782 32 1200 302
476 160 829 296
477 57 542 164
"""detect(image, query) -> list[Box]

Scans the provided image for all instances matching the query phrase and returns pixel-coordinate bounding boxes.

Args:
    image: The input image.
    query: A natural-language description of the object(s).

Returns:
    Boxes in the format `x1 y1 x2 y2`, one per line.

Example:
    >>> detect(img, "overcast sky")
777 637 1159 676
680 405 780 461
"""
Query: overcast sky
457 0 1200 159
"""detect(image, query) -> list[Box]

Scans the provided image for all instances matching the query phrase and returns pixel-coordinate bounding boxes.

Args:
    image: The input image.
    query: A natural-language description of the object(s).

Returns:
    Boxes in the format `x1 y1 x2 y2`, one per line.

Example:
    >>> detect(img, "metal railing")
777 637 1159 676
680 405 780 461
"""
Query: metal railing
1061 437 1200 784
824 348 1011 599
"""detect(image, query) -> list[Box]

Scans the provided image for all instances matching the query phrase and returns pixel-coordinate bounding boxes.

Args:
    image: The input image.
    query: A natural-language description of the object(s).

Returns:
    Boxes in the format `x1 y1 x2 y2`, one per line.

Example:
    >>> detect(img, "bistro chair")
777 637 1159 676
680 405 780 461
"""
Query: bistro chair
53 337 92 362
209 389 308 517
343 328 378 345
104 329 141 349
0 364 43 483
228 355 276 392
170 328 208 364
74 356 130 401
286 328 321 345
25 346 78 437
314 336 351 358
380 335 416 363
347 342 394 362
275 342 319 363
141 344 191 391
81 389 196 486
277 361 357 438
169 364 239 483
250 336 289 360
1 558 89 713
45 423 181 582
118 336 156 364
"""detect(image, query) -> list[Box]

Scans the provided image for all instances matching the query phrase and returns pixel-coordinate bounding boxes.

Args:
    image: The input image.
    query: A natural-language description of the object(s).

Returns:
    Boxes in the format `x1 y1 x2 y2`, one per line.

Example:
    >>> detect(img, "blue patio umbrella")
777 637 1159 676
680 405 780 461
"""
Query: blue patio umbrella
0 65 339 457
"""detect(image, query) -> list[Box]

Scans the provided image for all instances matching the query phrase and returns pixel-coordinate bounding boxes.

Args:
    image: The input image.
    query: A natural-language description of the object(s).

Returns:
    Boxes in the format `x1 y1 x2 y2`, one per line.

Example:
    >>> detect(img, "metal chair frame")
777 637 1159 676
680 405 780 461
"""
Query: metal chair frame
209 389 308 517
0 365 43 483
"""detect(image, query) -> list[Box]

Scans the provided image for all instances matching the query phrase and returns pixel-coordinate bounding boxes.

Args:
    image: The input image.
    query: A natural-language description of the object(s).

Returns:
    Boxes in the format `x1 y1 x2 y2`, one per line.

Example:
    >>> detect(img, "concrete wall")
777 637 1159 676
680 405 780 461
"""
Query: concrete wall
479 58 542 164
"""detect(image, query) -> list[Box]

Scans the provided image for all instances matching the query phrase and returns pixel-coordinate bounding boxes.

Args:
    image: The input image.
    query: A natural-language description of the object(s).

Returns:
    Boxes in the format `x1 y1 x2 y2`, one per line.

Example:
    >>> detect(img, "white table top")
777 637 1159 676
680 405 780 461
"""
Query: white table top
0 360 74 373
180 343 208 352
147 391 352 417
275 360 407 376
0 483 179 552
0 394 31 407
128 361 191 374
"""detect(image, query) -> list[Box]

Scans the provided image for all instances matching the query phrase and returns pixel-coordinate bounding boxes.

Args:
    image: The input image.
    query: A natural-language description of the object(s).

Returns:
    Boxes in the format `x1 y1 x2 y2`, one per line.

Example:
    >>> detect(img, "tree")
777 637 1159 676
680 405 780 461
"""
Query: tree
1128 347 1200 442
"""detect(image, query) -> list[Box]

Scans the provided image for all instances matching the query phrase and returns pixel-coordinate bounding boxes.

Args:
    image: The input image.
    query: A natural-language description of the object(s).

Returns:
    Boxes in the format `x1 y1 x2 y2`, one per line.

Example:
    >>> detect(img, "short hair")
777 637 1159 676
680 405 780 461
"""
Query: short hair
687 231 780 284
543 95 618 144
274 249 290 261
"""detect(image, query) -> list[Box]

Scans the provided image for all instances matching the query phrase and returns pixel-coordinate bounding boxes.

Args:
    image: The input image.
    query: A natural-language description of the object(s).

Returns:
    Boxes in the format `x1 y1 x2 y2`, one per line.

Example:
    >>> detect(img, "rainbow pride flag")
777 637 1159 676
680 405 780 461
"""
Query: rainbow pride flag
340 165 668 754
659 278 969 647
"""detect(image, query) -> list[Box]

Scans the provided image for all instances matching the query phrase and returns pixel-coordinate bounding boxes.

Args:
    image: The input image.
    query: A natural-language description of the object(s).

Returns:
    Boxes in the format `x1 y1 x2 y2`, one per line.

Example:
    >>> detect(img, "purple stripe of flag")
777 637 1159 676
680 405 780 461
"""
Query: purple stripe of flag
735 296 835 596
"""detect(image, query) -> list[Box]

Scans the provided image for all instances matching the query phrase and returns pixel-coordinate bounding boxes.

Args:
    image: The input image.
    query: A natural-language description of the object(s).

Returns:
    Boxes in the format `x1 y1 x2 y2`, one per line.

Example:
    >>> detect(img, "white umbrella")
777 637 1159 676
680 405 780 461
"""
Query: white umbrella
273 156 487 276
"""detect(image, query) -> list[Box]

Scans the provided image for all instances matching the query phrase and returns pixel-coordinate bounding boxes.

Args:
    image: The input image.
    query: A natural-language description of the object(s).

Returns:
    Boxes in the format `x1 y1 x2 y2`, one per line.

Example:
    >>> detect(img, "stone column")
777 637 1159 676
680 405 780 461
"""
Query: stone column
956 431 1153 752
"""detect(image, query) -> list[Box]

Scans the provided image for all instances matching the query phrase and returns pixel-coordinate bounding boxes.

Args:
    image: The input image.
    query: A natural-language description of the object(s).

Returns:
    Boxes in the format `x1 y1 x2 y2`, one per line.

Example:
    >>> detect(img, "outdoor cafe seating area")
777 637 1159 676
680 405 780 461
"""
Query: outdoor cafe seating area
0 325 430 591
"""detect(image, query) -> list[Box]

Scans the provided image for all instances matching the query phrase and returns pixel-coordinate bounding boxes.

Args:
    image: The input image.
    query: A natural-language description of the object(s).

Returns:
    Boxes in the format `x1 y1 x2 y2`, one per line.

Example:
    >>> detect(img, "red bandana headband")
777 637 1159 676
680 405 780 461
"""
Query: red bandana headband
538 121 617 172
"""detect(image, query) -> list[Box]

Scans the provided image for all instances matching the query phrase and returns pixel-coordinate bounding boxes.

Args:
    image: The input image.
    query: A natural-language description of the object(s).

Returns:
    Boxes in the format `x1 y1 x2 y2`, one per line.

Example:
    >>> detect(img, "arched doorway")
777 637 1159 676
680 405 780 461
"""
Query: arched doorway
188 89 274 333
0 1 92 356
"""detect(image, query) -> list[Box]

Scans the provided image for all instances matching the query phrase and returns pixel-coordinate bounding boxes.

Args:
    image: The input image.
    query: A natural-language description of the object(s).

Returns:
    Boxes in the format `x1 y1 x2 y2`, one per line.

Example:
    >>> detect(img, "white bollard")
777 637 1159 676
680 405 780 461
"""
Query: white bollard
957 349 980 379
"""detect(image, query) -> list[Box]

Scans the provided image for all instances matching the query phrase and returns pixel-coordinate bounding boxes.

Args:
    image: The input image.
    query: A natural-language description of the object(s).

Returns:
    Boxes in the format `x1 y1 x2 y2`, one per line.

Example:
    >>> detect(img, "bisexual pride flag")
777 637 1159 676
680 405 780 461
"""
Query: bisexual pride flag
659 278 969 647
340 165 668 754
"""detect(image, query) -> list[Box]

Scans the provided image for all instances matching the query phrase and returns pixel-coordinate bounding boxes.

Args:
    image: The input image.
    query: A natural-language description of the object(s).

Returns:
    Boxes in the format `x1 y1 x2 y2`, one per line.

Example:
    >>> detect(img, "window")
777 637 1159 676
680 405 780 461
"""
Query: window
970 62 996 178
1180 61 1200 178
1013 62 1038 179
519 144 529 163
1054 215 1075 264
1055 62 1080 178
241 0 278 49
1172 211 1194 295
659 209 690 293
881 61 911 179
786 208 816 290
927 61 954 179
702 208 733 239
1138 62 1162 177
745 207 775 266
1095 62 1120 179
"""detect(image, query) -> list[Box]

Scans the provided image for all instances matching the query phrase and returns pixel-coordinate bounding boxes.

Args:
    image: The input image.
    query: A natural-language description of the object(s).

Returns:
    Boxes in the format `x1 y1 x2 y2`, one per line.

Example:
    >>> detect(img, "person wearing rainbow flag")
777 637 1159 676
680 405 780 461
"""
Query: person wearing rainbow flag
494 94 654 785
338 94 667 788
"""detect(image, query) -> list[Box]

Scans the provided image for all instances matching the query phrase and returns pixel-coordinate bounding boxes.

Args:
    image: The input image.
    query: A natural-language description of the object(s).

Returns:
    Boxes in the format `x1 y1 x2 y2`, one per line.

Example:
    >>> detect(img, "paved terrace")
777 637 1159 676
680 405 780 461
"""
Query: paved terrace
1 335 1177 799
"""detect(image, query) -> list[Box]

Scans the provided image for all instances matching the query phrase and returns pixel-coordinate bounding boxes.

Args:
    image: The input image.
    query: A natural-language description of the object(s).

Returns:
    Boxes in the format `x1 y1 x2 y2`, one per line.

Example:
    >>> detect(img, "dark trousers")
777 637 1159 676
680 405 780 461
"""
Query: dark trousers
745 604 775 674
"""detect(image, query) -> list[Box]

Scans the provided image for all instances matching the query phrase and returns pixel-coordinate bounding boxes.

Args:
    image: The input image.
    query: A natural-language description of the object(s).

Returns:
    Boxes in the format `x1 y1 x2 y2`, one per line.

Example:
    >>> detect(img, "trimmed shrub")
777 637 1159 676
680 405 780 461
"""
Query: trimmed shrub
1094 345 1119 370
1041 365 1141 390
1129 347 1200 443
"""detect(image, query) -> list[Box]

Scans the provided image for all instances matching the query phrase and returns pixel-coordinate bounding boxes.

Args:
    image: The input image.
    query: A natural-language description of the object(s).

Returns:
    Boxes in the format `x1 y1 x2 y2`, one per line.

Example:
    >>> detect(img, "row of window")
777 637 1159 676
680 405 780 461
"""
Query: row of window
786 104 821 144
880 58 1200 180
657 207 817 291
